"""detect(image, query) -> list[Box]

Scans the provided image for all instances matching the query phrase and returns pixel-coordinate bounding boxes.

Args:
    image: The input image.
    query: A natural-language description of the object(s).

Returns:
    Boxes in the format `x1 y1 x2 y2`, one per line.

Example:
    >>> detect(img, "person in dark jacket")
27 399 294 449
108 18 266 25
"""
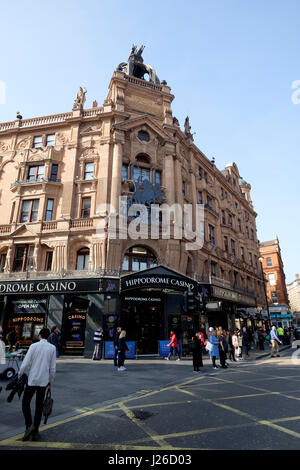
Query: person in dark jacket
242 327 250 358
226 330 236 362
218 331 228 368
113 326 122 367
117 330 128 371
47 326 60 358
258 328 265 350
191 331 204 372
92 327 104 360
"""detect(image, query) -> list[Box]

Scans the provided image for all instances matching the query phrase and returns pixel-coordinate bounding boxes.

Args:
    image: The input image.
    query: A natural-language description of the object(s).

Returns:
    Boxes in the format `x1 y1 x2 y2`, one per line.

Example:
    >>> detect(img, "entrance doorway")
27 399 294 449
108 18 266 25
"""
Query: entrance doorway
121 292 164 355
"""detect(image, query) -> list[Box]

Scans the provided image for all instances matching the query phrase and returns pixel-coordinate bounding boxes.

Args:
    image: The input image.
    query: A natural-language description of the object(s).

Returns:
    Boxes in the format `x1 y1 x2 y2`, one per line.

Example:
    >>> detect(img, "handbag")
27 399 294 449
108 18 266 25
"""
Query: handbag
42 386 53 424
205 341 213 352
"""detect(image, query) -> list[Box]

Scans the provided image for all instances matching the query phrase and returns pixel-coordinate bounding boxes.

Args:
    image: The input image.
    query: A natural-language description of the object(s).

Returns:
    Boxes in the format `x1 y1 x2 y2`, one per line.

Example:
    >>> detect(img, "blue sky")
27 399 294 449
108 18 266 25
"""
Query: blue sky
0 0 299 283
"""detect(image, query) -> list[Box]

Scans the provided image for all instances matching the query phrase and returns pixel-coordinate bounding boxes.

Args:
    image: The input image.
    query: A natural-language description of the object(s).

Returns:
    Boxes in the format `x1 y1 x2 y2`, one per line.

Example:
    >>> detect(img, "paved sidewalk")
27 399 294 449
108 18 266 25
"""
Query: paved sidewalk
55 343 291 365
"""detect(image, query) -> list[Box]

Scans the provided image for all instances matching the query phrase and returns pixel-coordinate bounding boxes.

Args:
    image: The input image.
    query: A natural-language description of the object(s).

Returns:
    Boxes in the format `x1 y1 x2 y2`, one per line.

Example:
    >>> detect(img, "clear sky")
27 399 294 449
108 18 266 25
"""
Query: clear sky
0 0 299 283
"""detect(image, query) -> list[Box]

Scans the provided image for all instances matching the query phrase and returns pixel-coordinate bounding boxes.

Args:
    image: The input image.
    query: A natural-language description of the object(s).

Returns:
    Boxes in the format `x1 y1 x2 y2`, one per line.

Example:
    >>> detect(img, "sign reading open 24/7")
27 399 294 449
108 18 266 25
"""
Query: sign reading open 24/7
122 275 196 292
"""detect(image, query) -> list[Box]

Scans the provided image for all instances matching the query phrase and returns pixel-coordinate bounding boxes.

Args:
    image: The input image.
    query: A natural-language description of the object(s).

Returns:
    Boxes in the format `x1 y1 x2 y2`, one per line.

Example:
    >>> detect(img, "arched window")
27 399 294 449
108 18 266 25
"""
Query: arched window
122 246 157 272
76 248 89 270
138 131 150 143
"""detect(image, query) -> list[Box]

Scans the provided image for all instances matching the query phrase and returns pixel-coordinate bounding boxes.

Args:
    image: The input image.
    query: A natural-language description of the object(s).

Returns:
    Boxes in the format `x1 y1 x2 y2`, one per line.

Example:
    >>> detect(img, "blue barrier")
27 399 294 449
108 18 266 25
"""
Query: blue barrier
159 340 181 357
104 341 136 359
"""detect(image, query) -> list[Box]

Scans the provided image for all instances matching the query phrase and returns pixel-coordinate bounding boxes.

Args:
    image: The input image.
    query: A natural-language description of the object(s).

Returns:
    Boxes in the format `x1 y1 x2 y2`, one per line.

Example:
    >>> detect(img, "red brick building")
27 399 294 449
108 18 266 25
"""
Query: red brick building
259 238 289 306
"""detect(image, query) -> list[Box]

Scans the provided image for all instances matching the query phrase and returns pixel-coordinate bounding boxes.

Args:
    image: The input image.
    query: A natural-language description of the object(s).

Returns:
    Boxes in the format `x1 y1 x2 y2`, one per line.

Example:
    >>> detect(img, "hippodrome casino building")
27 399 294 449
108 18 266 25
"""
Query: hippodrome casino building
0 47 268 356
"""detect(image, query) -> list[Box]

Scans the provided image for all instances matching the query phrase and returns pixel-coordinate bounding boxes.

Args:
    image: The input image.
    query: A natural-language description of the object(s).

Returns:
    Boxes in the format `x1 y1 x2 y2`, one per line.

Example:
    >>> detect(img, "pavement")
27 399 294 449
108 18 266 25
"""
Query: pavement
0 344 298 452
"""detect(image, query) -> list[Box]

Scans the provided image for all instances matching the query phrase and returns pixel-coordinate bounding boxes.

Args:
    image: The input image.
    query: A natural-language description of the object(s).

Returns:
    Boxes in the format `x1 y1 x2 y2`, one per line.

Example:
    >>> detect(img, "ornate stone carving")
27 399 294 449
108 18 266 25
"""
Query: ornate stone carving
73 87 87 110
17 137 31 150
0 142 9 153
56 133 69 146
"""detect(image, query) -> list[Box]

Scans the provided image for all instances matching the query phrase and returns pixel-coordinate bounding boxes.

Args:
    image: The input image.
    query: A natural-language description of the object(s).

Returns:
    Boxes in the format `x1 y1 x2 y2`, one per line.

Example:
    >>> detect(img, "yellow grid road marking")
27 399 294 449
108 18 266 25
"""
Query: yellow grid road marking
118 402 172 449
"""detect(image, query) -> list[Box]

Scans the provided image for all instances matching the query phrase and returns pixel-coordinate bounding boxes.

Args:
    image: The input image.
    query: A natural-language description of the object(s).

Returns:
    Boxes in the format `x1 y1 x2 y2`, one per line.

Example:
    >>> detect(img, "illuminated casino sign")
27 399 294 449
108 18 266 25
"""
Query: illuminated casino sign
121 266 198 292
0 278 119 295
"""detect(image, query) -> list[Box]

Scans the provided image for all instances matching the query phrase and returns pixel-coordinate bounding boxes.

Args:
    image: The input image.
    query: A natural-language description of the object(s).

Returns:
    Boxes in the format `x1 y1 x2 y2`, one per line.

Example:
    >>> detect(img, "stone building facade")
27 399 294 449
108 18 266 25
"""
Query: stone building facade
287 274 300 326
0 47 266 355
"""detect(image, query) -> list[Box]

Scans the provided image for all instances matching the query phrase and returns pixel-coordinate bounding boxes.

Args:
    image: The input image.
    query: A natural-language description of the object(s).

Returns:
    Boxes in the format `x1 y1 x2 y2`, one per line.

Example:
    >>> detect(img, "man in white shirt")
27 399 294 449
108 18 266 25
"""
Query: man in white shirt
18 327 56 442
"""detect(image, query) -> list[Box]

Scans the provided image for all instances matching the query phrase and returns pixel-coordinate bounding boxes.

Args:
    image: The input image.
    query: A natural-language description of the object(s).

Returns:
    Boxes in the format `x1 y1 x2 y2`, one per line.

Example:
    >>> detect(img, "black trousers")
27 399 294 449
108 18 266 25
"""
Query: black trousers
22 385 47 429
228 349 236 361
114 347 118 366
193 351 203 370
220 350 227 367
118 351 125 368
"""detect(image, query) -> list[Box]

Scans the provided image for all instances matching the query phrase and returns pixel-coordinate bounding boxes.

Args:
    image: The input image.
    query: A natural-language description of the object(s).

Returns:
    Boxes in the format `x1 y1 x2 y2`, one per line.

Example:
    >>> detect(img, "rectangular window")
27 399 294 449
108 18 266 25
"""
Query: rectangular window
84 162 94 180
249 253 253 266
208 224 215 245
45 199 54 221
28 165 44 181
246 226 249 238
13 246 26 272
13 245 35 272
206 195 213 208
122 164 128 182
271 291 278 302
224 236 228 252
211 262 217 276
266 257 272 267
154 170 161 186
269 273 276 286
228 214 233 227
182 182 186 195
0 254 6 273
241 247 245 262
238 219 242 232
50 164 58 182
221 210 226 224
132 166 150 183
21 199 39 222
33 136 43 148
45 251 53 271
199 167 202 179
46 134 55 147
231 239 236 257
122 255 129 271
198 191 203 204
251 229 254 240
81 198 91 218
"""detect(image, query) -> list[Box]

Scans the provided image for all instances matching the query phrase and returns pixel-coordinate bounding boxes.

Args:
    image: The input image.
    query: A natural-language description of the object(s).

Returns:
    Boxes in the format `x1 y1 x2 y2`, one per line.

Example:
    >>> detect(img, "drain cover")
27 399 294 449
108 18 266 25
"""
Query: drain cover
132 410 153 420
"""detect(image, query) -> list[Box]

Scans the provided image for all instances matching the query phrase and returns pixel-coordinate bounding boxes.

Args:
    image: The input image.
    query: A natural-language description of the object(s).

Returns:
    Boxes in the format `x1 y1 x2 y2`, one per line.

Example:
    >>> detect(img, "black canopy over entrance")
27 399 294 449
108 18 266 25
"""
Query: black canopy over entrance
120 266 199 355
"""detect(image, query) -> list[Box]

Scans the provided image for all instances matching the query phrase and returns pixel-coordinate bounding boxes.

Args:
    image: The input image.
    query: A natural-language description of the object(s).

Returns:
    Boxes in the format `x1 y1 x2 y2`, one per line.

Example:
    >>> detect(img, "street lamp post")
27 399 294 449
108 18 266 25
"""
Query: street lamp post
258 257 271 329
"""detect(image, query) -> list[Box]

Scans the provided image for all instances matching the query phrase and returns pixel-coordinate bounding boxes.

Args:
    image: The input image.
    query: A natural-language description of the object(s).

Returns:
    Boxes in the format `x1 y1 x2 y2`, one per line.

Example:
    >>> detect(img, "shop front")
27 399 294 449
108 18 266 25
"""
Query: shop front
120 266 201 356
208 285 257 332
0 277 120 355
